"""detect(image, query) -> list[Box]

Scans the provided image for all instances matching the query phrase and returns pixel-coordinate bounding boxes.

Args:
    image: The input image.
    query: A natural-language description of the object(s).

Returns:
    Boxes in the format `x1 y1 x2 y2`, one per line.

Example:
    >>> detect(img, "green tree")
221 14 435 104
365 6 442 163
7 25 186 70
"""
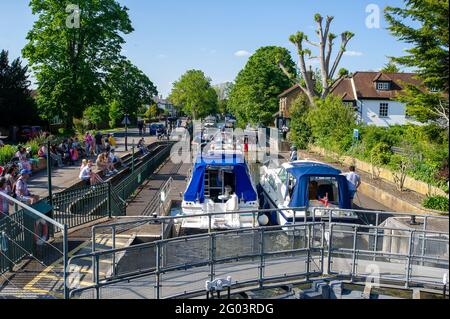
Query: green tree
228 46 296 126
279 14 355 106
385 0 449 127
23 0 134 129
83 103 110 129
288 95 312 149
145 103 159 120
338 68 350 78
0 50 40 127
381 61 400 73
214 82 233 115
169 70 218 120
105 60 158 125
307 95 357 153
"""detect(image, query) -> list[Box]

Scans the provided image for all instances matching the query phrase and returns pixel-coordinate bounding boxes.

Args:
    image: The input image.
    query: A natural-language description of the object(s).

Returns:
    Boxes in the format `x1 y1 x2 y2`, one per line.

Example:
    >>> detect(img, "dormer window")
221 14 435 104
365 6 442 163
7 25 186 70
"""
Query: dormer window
376 81 391 91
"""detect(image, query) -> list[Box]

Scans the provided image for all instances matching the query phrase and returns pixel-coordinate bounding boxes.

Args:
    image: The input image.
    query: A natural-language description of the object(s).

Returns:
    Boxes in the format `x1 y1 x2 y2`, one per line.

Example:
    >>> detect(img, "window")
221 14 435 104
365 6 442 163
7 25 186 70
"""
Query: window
376 82 390 91
308 177 339 205
379 103 389 118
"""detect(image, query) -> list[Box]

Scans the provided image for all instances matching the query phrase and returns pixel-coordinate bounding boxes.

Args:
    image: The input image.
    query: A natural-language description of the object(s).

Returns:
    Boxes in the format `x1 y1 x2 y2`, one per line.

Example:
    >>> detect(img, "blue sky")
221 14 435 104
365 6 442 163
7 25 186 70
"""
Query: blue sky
0 0 410 96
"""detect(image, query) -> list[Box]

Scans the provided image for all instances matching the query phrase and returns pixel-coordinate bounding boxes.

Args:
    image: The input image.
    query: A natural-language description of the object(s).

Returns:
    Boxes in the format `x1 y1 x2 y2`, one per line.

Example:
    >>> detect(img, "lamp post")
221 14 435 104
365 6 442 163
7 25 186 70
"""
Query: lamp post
46 140 53 206
124 113 129 151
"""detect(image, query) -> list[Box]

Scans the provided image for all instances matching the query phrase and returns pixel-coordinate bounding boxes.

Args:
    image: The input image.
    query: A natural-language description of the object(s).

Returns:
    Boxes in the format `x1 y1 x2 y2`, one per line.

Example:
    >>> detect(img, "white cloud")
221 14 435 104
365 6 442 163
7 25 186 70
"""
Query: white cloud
234 50 251 57
157 54 167 59
344 50 364 57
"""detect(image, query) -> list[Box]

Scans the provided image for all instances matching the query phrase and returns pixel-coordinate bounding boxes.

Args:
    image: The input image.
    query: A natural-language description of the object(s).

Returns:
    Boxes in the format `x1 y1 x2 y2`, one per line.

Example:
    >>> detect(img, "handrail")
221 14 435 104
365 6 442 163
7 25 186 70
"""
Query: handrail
0 191 64 230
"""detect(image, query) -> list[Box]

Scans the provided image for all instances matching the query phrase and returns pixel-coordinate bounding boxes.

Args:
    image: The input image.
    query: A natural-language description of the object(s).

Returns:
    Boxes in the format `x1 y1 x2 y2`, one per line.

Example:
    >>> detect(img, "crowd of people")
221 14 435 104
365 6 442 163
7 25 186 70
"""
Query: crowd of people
0 131 127 216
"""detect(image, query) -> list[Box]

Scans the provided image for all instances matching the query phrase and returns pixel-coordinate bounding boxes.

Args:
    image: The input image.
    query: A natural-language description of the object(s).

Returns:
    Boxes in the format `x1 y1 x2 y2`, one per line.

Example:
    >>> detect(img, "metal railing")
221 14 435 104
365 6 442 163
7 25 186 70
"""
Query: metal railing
0 192 69 299
328 222 449 288
66 210 449 299
68 222 325 299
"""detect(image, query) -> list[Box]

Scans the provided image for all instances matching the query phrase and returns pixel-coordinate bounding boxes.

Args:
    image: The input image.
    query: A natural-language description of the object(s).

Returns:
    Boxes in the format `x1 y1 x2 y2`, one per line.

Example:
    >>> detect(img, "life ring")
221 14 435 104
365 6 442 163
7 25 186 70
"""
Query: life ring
33 219 49 246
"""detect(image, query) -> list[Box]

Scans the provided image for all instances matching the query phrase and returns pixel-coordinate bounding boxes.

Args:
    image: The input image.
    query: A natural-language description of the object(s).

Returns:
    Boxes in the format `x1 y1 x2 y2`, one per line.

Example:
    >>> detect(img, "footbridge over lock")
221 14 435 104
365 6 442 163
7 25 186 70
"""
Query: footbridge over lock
65 209 449 299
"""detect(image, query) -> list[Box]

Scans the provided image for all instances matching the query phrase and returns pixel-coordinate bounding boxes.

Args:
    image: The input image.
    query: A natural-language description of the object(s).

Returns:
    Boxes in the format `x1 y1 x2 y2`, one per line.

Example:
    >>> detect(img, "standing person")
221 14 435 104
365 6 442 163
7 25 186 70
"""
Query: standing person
345 166 361 206
0 177 10 218
108 134 117 149
84 132 94 158
138 121 143 136
94 132 103 155
15 169 40 205
290 146 298 162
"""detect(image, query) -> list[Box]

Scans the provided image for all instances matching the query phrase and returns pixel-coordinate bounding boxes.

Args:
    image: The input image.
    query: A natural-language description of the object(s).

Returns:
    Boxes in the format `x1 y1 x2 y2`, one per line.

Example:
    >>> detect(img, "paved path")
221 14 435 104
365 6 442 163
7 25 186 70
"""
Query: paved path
28 129 157 198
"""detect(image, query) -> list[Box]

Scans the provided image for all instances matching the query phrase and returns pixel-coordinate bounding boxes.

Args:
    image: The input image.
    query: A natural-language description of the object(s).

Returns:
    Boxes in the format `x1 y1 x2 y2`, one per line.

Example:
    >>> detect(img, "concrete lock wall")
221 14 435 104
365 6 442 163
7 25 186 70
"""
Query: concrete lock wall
308 145 448 198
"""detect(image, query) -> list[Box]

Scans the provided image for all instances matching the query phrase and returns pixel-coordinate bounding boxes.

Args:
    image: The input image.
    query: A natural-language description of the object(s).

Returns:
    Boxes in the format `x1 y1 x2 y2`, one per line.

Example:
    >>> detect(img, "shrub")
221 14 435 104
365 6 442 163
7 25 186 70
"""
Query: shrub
307 96 357 154
0 145 17 165
288 95 311 149
423 195 449 212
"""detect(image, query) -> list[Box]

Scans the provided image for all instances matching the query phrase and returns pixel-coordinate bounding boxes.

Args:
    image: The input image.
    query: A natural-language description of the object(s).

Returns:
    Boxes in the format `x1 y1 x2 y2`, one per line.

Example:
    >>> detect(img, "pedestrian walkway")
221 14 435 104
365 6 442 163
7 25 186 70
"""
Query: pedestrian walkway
28 129 157 198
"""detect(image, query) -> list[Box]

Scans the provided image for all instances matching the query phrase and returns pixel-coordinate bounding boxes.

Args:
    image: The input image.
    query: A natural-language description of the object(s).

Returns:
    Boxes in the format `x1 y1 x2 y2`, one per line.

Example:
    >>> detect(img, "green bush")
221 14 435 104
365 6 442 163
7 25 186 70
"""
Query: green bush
0 145 17 165
288 95 311 149
423 195 449 212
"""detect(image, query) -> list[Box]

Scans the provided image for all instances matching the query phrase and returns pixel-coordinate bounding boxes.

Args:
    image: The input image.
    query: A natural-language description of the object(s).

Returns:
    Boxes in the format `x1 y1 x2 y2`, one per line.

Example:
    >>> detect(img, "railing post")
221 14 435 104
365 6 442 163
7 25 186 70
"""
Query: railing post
421 217 428 266
210 234 215 282
107 182 112 218
405 230 414 289
112 226 116 277
155 242 161 299
321 222 325 275
351 226 358 282
92 228 96 286
131 144 135 174
306 224 311 280
46 140 53 208
373 213 380 261
208 213 212 234
95 254 100 299
63 224 69 299
327 224 333 275
259 228 264 288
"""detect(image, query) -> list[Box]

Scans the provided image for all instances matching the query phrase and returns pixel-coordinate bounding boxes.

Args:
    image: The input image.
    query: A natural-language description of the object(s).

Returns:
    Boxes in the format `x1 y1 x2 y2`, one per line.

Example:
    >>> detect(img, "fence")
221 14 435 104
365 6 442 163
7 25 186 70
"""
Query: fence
66 213 449 299
0 192 69 299
328 223 449 288
68 222 325 299
0 142 172 298
41 142 173 231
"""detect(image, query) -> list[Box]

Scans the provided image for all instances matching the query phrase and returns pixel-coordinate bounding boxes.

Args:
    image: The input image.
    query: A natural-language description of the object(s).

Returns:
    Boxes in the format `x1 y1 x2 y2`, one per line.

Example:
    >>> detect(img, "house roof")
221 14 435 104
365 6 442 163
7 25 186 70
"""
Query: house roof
330 78 355 101
331 72 424 100
278 84 302 98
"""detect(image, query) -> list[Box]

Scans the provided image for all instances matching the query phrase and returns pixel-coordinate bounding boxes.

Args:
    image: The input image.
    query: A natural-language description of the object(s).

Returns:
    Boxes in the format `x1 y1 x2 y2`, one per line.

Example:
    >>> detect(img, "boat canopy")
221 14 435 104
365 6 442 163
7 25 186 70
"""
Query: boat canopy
286 162 352 209
184 153 257 203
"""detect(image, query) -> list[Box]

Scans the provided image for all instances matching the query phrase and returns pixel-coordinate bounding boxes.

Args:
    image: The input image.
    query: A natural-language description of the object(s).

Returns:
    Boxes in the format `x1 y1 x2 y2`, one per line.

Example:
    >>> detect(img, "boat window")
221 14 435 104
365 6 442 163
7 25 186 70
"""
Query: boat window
308 176 339 205
278 168 288 184
288 174 297 198
205 167 236 203
268 175 277 191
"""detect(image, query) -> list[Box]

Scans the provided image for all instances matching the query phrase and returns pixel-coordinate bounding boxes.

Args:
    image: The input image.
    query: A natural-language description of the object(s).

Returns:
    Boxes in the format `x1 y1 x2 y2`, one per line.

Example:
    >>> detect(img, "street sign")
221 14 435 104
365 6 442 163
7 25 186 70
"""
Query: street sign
122 116 131 125
353 129 360 140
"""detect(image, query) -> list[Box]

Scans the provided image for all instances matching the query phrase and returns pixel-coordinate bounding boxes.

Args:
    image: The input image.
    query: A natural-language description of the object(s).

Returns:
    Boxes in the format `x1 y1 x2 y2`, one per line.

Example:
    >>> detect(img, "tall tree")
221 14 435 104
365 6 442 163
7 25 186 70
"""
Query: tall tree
169 70 218 120
228 46 296 126
278 14 355 106
0 50 40 127
23 0 134 129
213 82 233 115
385 0 449 128
106 60 158 127
381 61 401 73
